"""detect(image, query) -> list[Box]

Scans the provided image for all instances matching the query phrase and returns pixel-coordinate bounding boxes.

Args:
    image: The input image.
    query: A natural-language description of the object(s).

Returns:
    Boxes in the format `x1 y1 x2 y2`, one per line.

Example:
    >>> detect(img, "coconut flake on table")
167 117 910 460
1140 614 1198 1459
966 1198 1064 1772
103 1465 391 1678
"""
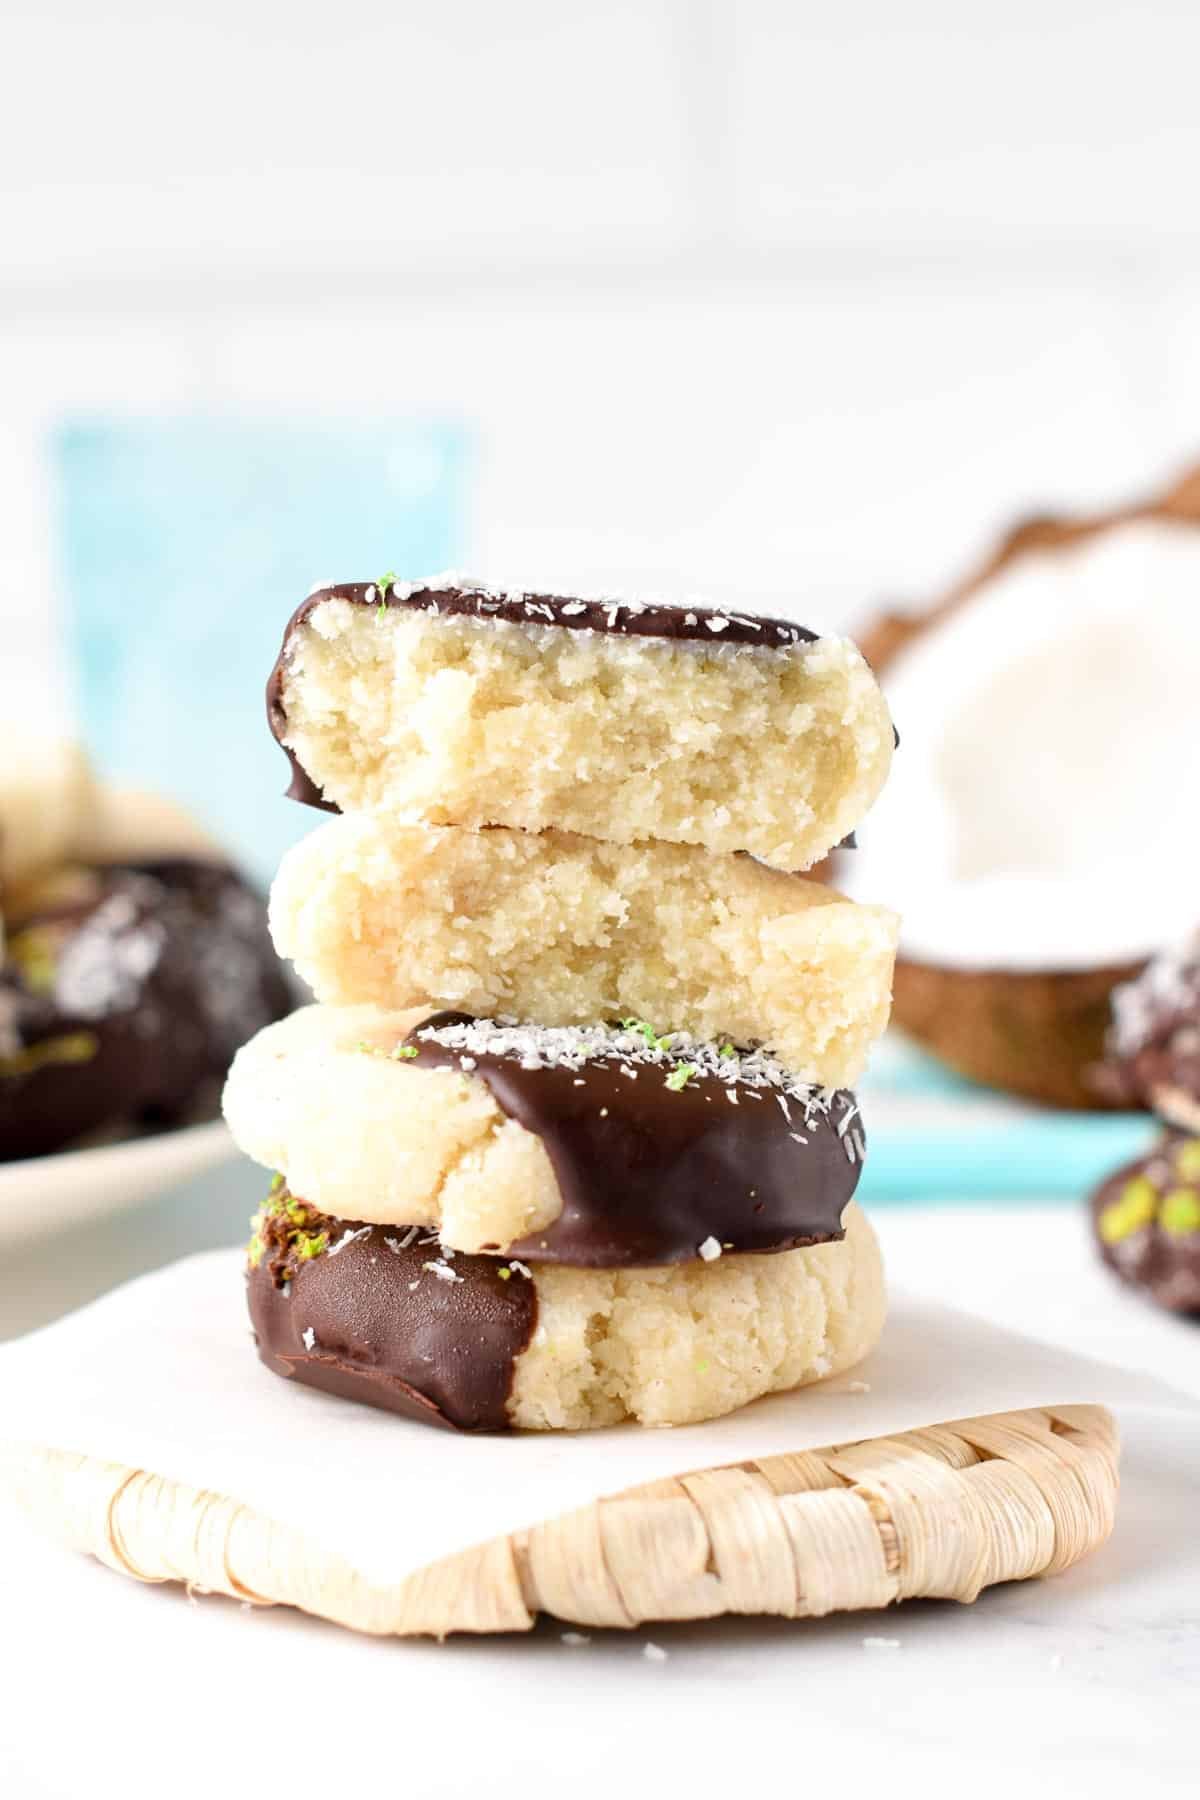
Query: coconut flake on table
843 520 1200 972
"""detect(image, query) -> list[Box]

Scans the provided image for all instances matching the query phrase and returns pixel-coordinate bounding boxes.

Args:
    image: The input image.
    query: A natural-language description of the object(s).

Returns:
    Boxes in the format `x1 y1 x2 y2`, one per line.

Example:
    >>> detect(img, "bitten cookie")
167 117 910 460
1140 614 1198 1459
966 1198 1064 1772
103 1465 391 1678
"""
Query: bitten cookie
246 1188 885 1431
269 819 898 1088
1101 933 1200 1130
1091 1132 1200 1314
266 578 895 872
224 1006 866 1263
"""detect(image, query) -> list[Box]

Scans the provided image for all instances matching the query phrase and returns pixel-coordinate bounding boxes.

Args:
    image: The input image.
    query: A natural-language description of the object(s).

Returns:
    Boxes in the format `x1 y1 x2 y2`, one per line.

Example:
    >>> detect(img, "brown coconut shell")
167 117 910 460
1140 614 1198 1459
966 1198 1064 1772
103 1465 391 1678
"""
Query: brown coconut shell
850 458 1200 1111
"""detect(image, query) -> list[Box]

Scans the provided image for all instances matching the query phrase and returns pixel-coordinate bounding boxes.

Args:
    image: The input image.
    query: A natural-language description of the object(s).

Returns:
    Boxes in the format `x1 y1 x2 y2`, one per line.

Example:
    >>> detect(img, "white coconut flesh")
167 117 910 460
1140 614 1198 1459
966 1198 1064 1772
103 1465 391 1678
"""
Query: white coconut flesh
843 520 1200 973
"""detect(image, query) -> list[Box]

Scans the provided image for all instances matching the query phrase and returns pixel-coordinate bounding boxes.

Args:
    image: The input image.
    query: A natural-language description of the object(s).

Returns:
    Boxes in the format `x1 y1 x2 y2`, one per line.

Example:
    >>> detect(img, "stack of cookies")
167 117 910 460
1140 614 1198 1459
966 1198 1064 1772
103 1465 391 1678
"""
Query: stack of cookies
224 579 900 1431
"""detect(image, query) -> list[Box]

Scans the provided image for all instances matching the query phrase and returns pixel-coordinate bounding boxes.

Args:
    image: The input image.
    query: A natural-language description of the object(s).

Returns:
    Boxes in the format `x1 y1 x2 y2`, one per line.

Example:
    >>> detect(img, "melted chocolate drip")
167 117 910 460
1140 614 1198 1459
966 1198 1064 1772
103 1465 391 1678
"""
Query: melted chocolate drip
247 1203 538 1431
0 859 292 1162
266 581 820 811
1091 1136 1200 1315
405 1013 862 1267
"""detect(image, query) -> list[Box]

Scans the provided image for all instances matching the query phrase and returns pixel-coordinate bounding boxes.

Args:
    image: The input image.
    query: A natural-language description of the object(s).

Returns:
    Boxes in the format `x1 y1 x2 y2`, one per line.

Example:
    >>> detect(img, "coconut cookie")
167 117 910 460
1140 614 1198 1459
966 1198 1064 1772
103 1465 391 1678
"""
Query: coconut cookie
270 818 898 1087
1 859 292 1162
246 1187 884 1431
266 578 894 872
1091 1133 1200 1314
224 1006 865 1262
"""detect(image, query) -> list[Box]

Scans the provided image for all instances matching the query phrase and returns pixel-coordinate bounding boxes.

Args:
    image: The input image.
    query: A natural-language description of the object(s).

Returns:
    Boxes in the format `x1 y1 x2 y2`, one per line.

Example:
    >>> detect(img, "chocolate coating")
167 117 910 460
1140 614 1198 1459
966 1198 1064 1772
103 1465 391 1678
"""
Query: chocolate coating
0 859 292 1161
266 580 819 810
1100 935 1200 1123
406 1014 862 1267
1090 1134 1200 1315
247 1197 538 1431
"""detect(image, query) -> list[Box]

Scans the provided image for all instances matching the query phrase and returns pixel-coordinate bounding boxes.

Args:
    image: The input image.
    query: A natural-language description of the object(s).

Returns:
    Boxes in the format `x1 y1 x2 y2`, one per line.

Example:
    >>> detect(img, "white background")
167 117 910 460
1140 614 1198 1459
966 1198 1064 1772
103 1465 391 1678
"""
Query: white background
4 13 1200 1791
6 2 1200 722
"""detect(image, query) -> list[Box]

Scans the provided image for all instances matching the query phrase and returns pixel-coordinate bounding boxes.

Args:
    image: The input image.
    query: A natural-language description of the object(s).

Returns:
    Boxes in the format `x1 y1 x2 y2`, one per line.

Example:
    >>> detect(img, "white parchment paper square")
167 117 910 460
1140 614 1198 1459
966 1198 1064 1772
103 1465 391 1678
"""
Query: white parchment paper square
2 1249 1193 1586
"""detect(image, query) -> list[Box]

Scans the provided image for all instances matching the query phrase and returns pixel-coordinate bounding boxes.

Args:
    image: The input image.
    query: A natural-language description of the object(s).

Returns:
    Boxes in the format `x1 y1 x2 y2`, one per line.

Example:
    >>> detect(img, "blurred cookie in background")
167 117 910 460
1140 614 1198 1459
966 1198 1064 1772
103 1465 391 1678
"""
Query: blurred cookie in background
839 460 1200 1111
1099 933 1200 1132
1 738 292 1162
1091 1132 1200 1315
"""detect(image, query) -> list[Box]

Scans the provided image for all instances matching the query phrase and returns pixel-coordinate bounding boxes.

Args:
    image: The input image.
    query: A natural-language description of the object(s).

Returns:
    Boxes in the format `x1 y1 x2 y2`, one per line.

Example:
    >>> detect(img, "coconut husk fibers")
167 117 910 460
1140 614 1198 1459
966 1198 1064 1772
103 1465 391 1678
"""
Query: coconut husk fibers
1 1405 1118 1638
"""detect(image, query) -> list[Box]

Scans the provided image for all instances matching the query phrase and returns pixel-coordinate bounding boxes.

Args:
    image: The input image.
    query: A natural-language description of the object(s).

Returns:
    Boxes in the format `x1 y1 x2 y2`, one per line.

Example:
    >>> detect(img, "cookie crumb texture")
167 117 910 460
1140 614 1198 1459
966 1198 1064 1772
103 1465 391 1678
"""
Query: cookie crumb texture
273 599 893 872
270 820 898 1088
225 1004 563 1250
247 1190 884 1431
515 1202 884 1429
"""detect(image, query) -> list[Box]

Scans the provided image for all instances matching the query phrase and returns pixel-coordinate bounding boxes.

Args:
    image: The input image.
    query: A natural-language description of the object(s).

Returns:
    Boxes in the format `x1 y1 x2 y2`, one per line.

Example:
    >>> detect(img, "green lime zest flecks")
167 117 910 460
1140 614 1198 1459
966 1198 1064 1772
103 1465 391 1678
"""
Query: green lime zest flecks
356 1038 419 1061
1098 1175 1158 1245
619 1017 676 1053
376 570 396 618
1160 1188 1200 1237
665 1064 698 1092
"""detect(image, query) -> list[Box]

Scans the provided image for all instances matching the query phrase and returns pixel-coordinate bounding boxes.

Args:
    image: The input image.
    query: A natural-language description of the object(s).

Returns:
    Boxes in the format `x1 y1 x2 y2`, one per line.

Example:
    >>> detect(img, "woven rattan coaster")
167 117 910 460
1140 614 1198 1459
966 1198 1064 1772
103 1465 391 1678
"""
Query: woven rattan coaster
2 1404 1117 1639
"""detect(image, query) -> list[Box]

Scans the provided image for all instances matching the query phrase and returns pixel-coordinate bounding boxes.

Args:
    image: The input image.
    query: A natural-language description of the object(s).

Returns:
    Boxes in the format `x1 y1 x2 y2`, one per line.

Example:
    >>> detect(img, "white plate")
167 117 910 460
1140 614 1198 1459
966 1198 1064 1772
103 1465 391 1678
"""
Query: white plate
0 1119 237 1240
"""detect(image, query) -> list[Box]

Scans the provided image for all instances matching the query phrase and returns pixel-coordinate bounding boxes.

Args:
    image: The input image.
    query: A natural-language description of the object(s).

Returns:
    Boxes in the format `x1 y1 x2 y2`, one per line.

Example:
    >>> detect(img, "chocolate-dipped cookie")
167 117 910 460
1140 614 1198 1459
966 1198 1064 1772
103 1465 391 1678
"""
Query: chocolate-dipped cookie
1 859 292 1160
1101 934 1200 1129
1091 1133 1200 1315
224 1005 866 1264
246 1186 885 1431
266 575 894 873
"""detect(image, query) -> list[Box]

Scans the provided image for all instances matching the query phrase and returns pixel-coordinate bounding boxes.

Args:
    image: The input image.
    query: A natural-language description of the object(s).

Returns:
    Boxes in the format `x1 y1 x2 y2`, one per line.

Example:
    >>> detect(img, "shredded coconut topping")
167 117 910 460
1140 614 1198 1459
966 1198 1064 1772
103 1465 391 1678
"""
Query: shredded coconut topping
423 1259 464 1284
1111 930 1200 1055
413 1017 851 1140
327 1226 371 1258
341 571 814 647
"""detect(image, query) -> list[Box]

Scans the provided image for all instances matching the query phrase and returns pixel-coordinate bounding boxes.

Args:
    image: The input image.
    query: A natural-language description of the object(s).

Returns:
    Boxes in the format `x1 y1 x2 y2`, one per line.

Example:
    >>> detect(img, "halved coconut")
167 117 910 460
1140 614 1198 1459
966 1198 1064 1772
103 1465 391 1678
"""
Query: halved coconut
840 463 1200 1110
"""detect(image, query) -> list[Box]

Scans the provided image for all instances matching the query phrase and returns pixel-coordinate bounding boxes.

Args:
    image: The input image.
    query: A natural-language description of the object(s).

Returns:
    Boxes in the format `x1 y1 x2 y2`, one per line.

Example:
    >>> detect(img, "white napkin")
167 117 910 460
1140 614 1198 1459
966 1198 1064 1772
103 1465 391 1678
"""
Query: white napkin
1 1248 1192 1587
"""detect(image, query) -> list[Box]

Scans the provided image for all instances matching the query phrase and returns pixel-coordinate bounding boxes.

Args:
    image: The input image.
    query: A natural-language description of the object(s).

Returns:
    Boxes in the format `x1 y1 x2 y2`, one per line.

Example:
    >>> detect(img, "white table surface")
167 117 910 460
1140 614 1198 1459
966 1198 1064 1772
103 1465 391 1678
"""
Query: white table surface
3 1167 1199 1800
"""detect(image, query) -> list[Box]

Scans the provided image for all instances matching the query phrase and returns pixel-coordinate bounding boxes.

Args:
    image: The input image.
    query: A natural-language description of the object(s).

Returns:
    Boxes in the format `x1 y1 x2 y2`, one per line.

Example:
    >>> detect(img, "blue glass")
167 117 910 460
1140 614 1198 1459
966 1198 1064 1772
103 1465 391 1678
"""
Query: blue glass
855 1036 1156 1204
53 416 470 883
